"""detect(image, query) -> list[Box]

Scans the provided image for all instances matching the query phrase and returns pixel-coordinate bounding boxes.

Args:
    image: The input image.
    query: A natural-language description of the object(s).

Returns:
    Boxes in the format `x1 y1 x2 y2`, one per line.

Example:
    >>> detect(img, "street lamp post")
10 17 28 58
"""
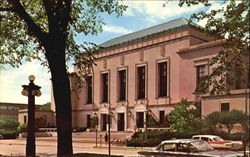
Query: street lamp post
22 75 41 157
108 104 111 156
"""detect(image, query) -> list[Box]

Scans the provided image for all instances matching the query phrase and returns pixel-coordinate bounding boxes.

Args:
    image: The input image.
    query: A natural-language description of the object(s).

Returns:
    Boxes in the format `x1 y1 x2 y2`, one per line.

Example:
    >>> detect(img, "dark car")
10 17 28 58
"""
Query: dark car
138 139 244 157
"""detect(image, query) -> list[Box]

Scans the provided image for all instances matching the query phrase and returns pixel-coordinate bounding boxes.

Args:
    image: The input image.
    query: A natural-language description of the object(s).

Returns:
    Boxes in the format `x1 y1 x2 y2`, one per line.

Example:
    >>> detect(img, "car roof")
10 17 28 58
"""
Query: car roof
192 135 219 138
160 139 202 144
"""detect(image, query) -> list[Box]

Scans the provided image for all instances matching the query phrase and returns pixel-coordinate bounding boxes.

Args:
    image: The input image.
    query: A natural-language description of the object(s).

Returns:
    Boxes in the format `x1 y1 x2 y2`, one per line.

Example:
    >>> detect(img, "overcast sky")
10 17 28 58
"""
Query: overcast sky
0 1 227 105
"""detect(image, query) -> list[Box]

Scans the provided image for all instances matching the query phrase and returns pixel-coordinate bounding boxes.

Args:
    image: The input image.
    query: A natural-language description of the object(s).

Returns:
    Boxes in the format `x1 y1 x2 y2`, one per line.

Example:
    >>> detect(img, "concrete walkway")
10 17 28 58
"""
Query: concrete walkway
0 134 146 157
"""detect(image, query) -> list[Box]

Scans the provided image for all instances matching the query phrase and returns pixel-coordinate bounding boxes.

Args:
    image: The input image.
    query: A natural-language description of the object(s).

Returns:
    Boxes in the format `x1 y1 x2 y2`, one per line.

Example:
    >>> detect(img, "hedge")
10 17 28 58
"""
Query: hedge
0 130 18 139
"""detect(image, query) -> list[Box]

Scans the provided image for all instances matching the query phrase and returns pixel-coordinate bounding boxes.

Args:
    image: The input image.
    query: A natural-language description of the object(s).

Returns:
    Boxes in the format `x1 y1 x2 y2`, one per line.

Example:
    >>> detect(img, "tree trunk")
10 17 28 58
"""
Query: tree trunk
45 40 73 156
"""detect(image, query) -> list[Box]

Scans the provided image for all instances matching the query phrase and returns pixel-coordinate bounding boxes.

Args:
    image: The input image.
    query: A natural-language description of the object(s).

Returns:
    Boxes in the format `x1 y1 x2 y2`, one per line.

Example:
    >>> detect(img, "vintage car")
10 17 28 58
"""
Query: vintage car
192 135 243 150
138 139 244 157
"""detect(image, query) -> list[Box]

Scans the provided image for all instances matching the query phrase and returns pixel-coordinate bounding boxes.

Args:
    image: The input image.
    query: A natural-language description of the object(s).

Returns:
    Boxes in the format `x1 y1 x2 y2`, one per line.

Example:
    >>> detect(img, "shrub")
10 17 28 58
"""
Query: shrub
0 116 19 130
203 111 221 133
127 130 172 147
90 116 98 128
126 138 144 147
0 130 18 139
18 123 27 133
168 99 203 135
0 116 19 139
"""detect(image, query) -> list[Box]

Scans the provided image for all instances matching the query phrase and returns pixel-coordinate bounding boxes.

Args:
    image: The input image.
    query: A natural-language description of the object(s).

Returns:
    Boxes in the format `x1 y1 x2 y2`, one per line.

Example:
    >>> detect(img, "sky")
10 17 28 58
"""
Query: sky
0 1 228 105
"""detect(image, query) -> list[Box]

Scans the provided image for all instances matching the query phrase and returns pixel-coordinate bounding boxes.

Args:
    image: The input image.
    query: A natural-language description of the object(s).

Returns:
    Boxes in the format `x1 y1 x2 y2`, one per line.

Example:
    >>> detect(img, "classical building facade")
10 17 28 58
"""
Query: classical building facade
70 18 249 131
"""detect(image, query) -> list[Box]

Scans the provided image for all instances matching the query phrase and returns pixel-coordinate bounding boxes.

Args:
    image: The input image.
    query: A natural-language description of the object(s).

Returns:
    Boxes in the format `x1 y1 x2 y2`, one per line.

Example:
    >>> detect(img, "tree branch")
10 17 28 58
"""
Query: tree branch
60 0 71 32
8 0 47 42
0 7 14 12
43 0 56 33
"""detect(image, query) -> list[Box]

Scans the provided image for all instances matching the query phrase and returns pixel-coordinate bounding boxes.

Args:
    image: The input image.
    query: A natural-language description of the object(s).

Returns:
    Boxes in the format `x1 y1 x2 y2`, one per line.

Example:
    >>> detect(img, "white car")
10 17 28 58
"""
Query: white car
192 135 243 150
138 139 244 157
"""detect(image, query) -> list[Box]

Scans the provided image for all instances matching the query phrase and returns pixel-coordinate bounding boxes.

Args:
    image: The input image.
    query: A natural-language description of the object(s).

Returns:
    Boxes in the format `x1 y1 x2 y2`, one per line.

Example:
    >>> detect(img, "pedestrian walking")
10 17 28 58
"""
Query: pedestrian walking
104 133 108 145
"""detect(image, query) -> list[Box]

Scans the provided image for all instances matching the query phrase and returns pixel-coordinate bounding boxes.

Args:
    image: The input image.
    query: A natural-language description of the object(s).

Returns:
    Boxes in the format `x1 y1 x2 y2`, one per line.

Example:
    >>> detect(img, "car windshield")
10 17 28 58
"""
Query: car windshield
190 141 214 152
213 137 224 141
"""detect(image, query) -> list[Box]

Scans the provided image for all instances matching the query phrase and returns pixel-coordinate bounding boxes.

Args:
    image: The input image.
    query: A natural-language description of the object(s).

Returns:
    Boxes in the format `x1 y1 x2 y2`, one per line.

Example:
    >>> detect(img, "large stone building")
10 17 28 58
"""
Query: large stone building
0 102 27 120
68 18 249 131
18 108 55 128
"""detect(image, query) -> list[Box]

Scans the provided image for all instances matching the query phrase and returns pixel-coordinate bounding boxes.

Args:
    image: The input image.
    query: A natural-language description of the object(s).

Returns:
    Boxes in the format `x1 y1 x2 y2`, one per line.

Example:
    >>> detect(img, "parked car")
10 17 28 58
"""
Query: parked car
138 139 243 157
192 135 243 150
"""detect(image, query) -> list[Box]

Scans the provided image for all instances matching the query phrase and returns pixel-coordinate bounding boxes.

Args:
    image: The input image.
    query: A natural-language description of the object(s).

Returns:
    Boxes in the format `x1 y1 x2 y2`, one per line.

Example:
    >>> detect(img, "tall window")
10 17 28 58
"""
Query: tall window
102 73 109 103
196 65 206 85
158 62 167 97
221 102 229 112
119 70 126 101
137 66 145 99
86 76 92 104
24 115 27 123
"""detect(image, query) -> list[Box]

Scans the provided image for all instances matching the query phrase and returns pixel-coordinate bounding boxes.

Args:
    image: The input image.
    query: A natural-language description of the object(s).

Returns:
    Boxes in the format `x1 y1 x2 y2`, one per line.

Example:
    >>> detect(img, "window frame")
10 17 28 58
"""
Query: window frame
135 63 147 100
196 64 206 86
220 102 230 112
117 67 128 102
100 71 110 103
85 75 93 105
156 58 170 98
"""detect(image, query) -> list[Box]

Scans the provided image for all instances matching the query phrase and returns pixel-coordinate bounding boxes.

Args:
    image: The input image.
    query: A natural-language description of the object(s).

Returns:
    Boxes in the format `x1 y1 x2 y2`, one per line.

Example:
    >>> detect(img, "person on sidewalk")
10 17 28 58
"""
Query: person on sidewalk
104 133 108 145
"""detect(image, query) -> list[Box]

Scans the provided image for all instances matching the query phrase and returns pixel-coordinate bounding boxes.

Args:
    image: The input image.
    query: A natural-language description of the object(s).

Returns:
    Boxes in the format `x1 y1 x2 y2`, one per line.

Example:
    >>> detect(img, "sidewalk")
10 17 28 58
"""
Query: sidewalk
0 136 143 157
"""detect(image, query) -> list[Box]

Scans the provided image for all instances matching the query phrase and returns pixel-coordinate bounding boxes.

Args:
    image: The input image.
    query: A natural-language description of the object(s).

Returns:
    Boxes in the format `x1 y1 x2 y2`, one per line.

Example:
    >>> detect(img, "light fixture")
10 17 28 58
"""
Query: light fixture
28 75 35 82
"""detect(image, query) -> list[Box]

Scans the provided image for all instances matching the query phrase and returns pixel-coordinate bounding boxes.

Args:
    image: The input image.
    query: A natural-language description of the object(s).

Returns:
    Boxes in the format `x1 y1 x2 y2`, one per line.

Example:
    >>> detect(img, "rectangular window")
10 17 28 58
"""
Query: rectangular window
137 66 145 99
196 65 206 85
119 70 126 101
24 115 27 123
86 76 93 104
102 73 109 103
159 110 165 124
158 62 168 97
136 112 144 128
221 103 229 112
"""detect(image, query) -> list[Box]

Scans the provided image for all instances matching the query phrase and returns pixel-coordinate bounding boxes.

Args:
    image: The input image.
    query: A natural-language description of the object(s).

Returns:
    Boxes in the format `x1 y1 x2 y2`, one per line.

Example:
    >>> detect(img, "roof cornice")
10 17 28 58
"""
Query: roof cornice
177 39 227 54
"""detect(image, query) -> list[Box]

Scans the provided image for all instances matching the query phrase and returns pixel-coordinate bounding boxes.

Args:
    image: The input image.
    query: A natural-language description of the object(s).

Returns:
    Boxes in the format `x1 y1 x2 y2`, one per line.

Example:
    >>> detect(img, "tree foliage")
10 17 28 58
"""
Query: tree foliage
0 116 19 131
40 102 51 111
172 0 250 95
204 110 249 134
0 0 126 70
0 0 126 156
203 111 221 133
168 99 202 135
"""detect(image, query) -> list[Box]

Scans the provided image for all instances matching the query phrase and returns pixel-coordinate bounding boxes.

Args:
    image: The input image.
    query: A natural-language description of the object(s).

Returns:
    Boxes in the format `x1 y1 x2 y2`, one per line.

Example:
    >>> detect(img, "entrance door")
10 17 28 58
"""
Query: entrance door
117 113 125 131
101 114 107 131
136 112 144 128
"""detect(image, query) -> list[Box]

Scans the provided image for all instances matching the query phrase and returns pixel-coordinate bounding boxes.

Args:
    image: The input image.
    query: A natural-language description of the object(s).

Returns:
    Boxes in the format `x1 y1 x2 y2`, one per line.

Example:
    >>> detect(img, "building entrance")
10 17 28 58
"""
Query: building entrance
101 114 107 131
117 113 125 131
